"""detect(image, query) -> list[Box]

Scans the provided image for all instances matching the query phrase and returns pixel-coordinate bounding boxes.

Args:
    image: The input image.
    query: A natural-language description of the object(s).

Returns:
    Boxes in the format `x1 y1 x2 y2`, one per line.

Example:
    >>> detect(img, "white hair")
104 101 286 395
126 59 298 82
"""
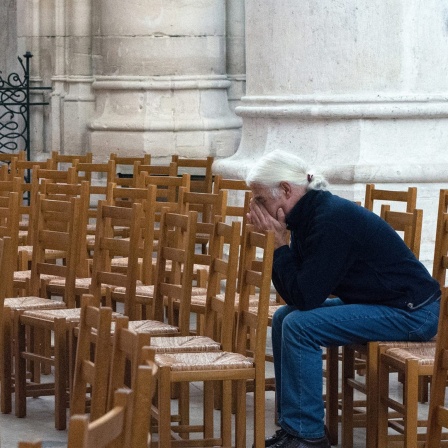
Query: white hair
245 149 328 192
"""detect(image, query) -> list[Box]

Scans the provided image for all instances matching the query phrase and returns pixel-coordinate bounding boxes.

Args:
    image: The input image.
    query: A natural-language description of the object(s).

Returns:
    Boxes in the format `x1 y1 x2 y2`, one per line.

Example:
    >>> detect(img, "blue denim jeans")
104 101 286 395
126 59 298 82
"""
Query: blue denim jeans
271 297 440 439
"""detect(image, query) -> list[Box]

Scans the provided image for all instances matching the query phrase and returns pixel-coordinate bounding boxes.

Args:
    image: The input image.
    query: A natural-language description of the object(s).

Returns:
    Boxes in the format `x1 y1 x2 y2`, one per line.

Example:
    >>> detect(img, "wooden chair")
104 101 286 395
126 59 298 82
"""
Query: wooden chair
68 361 157 448
212 174 251 223
16 166 79 272
109 209 198 337
364 183 417 213
425 287 448 448
0 149 26 169
109 152 151 188
149 218 241 354
73 159 116 242
89 201 143 320
50 150 93 170
46 193 141 311
11 159 55 246
107 182 158 275
11 195 85 429
374 190 448 446
68 387 133 448
132 161 177 187
179 187 227 259
70 294 115 421
340 185 422 448
172 154 214 194
151 226 275 448
40 180 91 279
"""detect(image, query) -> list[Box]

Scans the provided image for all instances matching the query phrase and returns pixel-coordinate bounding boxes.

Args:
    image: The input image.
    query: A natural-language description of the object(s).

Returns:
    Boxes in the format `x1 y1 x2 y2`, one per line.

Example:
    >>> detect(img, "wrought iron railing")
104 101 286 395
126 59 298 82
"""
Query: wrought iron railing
0 51 51 162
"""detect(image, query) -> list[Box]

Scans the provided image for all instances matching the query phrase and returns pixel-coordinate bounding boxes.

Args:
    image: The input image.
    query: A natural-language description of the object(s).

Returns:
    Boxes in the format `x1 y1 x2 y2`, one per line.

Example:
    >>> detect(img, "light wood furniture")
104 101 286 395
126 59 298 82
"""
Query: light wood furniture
341 184 421 448
11 195 85 429
132 161 177 187
90 201 143 319
68 361 157 448
374 190 448 446
50 150 93 170
364 183 417 212
70 295 115 421
109 152 151 188
425 287 448 448
151 226 275 448
172 155 214 194
73 160 116 244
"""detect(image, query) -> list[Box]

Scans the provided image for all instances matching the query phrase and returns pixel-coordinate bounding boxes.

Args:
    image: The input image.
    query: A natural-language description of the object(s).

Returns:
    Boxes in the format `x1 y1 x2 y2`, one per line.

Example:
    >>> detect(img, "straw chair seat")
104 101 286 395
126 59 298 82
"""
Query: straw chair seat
18 245 65 258
14 270 62 282
382 345 437 365
5 297 66 310
155 351 253 371
149 336 221 353
127 320 179 335
20 307 84 323
190 293 278 309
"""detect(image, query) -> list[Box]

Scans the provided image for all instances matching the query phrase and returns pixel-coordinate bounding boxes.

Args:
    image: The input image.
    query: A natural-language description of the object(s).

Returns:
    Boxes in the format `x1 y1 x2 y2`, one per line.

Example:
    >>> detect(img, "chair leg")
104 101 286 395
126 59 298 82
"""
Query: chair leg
325 346 339 446
14 310 27 419
404 360 419 447
341 346 355 448
1 308 13 414
54 318 69 430
365 343 380 448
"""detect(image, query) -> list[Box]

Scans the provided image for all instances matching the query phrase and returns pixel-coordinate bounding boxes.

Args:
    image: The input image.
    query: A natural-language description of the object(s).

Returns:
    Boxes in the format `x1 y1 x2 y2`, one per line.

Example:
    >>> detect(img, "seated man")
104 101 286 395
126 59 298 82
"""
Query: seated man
246 149 440 448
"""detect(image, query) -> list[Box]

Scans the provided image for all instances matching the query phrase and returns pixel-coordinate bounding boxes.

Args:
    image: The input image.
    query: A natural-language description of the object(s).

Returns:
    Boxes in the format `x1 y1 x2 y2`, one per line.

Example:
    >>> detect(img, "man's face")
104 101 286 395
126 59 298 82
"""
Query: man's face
250 183 284 220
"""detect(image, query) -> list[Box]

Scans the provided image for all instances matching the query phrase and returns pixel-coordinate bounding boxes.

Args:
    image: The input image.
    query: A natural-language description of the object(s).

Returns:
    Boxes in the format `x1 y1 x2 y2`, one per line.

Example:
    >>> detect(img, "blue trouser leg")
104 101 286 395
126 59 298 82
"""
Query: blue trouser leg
271 298 440 439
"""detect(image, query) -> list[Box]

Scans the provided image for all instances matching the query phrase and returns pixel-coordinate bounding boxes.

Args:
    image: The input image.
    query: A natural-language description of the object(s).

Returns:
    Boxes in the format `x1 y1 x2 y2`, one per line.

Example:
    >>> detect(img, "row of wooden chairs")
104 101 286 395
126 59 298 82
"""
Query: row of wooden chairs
16 292 158 448
0 152 275 446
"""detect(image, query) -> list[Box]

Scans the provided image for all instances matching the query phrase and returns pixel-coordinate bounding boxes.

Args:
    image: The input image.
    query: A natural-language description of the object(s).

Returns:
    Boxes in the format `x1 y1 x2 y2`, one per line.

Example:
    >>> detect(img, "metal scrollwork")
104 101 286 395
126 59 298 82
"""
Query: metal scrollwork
0 52 51 161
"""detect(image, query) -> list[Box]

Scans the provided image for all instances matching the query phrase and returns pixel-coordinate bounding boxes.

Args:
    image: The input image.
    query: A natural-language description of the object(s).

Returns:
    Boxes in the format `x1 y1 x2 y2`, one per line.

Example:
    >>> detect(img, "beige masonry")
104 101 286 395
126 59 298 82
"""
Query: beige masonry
3 0 448 266
214 0 448 266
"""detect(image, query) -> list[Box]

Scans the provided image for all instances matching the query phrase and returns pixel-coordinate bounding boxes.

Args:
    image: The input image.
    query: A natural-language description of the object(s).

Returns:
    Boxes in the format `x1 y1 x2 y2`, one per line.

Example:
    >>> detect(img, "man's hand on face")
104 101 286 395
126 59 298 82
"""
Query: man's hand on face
246 200 289 249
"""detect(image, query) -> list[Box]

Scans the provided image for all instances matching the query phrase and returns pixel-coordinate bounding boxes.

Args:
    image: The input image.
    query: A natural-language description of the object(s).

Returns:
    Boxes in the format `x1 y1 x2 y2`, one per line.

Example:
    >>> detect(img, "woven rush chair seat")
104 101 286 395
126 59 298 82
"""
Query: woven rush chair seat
149 336 221 354
20 307 84 323
127 320 179 335
18 245 65 258
23 307 124 324
189 293 278 310
156 351 254 371
377 339 445 446
47 277 109 298
382 345 437 365
14 270 63 281
5 297 66 310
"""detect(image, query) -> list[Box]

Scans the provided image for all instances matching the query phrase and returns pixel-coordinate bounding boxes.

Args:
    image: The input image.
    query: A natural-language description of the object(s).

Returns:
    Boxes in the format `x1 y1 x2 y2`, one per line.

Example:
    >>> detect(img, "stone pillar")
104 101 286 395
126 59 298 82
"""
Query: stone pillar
89 0 242 162
26 0 45 157
62 0 95 154
214 0 448 266
0 0 18 74
226 0 246 112
49 0 66 154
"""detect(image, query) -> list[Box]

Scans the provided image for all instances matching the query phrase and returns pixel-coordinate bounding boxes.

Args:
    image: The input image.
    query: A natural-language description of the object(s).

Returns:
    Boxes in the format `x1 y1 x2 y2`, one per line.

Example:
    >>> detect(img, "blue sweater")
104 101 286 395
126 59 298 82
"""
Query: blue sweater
272 190 440 311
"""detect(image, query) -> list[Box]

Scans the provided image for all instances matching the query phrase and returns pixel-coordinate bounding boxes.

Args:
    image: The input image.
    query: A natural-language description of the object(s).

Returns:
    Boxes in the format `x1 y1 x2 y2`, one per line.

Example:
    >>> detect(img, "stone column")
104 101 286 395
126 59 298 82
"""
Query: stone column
49 0 66 154
89 0 242 162
226 0 246 111
214 0 448 265
20 0 45 157
63 0 95 154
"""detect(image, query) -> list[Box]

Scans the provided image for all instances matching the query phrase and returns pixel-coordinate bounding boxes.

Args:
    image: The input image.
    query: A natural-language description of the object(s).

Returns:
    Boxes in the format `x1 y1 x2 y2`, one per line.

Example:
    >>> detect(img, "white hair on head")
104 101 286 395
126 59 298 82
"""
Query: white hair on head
245 149 328 191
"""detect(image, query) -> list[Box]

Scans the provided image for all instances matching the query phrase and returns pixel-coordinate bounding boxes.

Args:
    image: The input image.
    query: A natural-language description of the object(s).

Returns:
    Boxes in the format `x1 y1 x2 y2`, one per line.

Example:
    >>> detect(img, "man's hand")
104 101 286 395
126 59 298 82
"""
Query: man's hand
246 200 289 249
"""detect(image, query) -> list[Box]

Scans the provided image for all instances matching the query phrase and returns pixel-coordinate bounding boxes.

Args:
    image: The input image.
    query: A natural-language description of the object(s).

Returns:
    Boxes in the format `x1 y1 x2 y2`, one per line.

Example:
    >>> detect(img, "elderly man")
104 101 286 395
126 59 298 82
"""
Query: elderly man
246 149 440 448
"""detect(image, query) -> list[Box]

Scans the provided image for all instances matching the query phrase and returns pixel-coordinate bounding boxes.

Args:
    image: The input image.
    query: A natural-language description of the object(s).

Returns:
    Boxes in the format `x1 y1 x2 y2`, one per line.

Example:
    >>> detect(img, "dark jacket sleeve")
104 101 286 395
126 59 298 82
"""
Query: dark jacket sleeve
272 220 356 310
